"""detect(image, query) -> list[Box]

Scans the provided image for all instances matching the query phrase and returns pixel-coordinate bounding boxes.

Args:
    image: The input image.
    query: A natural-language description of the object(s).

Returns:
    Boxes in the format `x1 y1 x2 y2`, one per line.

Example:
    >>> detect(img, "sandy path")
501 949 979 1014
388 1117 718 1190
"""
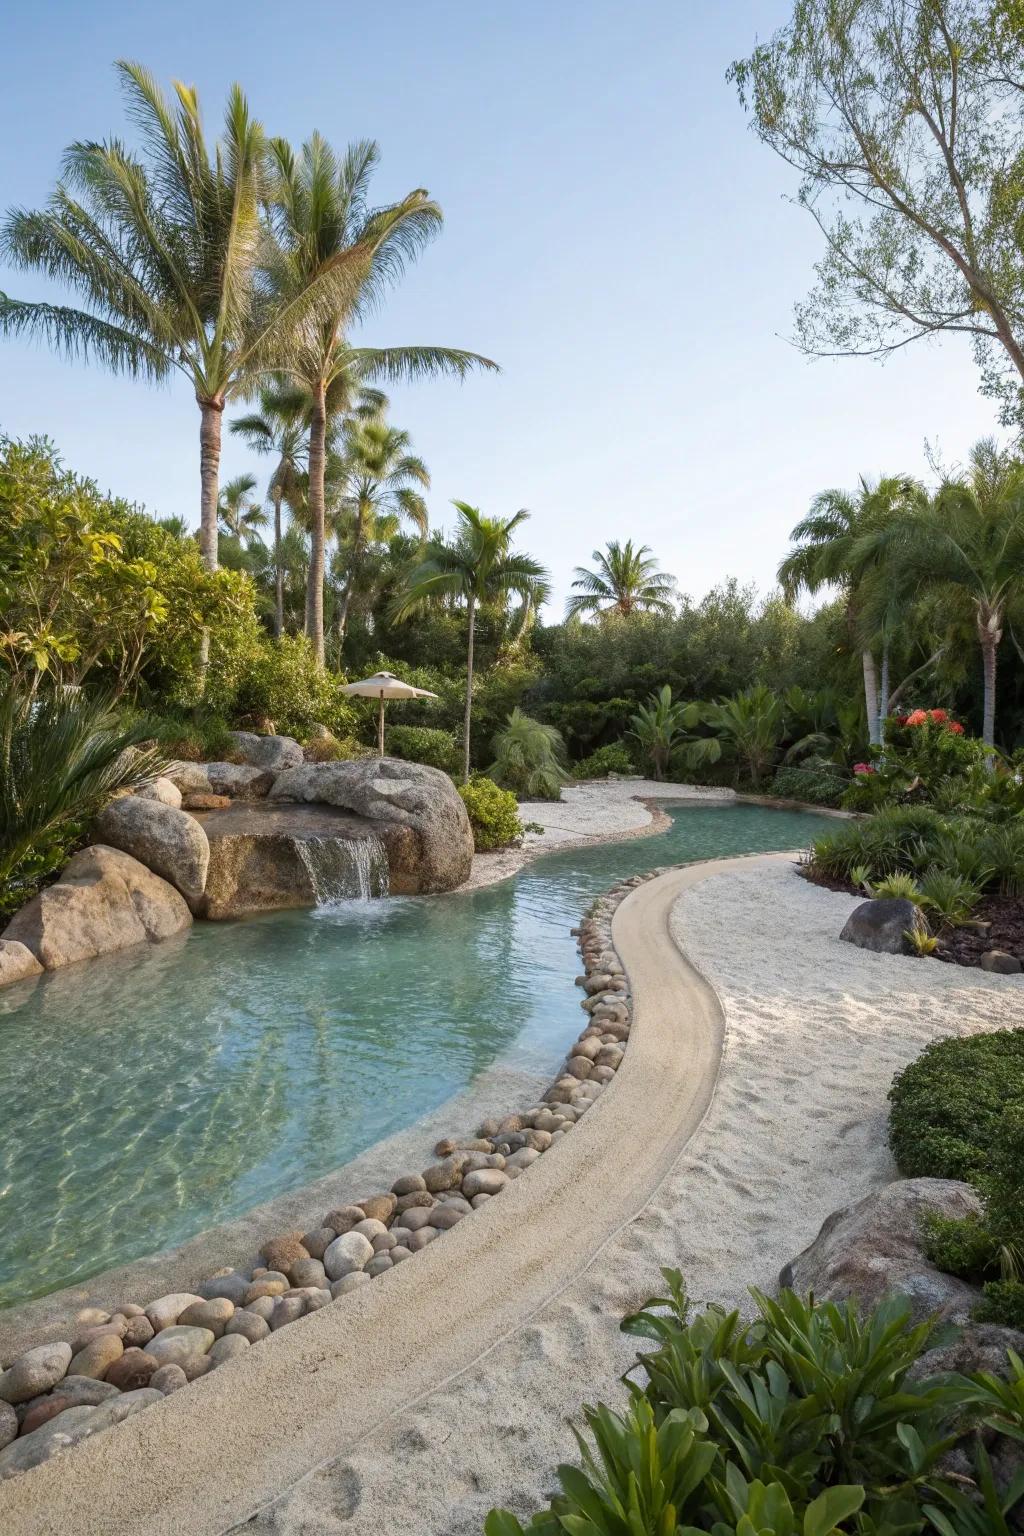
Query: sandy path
241 862 1021 1536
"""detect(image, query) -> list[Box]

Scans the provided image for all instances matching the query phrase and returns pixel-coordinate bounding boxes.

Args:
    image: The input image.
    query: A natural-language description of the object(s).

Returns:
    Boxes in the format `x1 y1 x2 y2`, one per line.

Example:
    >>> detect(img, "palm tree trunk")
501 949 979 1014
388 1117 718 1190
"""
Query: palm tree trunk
862 649 880 746
463 594 476 784
272 489 284 639
878 638 890 747
981 634 998 754
305 383 327 667
198 399 223 572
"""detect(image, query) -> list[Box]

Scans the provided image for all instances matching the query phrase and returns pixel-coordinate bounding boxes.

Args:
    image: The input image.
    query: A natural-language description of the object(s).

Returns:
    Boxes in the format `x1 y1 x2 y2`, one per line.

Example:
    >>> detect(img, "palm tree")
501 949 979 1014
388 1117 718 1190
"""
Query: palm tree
333 417 429 648
566 541 677 620
858 441 1024 752
265 135 498 665
217 473 267 545
0 65 348 576
778 476 926 744
488 709 569 800
390 502 550 782
230 386 308 635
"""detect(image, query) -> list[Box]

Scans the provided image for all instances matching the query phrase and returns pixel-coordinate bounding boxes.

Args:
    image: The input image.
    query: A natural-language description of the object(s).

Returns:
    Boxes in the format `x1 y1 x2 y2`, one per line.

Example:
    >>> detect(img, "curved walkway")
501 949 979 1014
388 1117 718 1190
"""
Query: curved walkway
0 852 762 1536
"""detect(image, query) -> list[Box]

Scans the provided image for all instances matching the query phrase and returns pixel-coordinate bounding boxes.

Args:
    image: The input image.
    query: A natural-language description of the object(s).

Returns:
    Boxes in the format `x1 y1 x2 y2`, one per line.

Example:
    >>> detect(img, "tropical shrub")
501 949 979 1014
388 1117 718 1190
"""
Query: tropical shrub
0 679 165 918
458 776 523 851
889 1030 1024 1182
572 742 637 779
698 683 785 787
808 805 1024 903
153 712 240 763
768 763 847 806
486 1268 1024 1536
230 635 357 739
488 709 569 800
385 724 461 776
628 686 696 779
843 714 987 811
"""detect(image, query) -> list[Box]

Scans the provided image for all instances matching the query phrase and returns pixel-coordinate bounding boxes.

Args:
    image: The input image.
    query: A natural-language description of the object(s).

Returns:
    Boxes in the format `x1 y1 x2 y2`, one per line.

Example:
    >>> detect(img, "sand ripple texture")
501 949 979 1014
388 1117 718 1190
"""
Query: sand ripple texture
246 864 1021 1536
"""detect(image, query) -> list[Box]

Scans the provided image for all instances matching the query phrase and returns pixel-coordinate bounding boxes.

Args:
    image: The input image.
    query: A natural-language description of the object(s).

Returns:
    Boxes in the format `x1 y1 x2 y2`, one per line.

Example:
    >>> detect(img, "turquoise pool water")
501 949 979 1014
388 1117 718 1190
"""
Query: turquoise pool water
0 802 831 1306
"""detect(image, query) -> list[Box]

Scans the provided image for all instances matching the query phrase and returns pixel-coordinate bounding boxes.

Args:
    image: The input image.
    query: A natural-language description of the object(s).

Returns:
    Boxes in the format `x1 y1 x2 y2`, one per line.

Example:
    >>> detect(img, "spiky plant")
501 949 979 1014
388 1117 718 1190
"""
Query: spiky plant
566 540 677 620
488 709 569 801
0 679 165 912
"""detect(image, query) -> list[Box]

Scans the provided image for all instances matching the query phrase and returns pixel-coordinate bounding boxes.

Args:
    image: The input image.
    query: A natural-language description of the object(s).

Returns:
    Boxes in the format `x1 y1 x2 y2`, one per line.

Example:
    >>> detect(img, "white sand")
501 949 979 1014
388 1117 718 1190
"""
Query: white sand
245 863 1022 1536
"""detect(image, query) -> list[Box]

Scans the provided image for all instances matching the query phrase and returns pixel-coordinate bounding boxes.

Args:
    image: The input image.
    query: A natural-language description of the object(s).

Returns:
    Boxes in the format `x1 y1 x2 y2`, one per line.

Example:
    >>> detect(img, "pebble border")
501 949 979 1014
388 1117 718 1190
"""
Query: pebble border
0 866 672 1483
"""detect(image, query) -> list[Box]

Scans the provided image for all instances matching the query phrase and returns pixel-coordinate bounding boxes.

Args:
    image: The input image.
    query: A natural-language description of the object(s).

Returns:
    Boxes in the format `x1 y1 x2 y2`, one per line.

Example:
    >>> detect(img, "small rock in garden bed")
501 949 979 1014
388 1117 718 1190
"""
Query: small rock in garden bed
323 1231 373 1281
331 1272 371 1298
300 1228 336 1261
145 1292 204 1333
209 1334 250 1366
390 1173 426 1196
323 1205 366 1234
980 949 1023 974
358 1194 397 1224
225 1311 269 1343
198 1270 250 1306
0 1344 72 1406
178 1298 234 1336
68 1335 123 1380
150 1364 188 1395
146 1326 215 1367
105 1349 159 1392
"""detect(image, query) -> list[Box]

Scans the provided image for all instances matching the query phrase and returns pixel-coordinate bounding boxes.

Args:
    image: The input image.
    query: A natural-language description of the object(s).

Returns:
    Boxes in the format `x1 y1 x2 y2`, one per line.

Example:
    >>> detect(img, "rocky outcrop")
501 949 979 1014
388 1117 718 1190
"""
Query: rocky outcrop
780 1177 984 1323
839 897 929 955
3 846 191 971
0 941 43 989
270 757 473 893
206 763 276 799
94 796 210 908
227 732 304 772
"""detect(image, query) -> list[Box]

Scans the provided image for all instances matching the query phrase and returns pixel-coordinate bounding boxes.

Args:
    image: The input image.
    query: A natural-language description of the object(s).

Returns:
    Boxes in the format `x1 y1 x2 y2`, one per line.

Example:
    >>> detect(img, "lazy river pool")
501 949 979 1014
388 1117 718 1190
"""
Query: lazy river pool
0 801 832 1306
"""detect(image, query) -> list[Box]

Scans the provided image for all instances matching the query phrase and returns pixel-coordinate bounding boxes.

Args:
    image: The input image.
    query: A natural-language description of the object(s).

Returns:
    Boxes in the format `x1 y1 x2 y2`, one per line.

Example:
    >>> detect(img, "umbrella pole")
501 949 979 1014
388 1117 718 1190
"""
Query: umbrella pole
378 695 385 757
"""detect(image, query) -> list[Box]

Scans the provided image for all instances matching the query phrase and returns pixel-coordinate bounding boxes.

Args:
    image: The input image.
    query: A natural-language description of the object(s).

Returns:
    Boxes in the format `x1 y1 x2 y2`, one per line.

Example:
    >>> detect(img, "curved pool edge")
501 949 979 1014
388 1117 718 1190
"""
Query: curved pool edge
0 850 795 1536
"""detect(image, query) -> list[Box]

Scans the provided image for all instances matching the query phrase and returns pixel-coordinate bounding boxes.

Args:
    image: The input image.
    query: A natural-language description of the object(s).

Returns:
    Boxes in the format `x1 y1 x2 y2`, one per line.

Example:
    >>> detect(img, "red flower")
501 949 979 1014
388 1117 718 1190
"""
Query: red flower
905 709 928 726
948 721 965 734
929 708 948 723
853 762 875 775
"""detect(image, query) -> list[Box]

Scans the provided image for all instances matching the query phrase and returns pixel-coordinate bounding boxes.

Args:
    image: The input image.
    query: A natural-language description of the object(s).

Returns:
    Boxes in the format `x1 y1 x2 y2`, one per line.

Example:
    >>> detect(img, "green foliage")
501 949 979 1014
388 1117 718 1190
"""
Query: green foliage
0 678 165 917
488 709 569 800
809 805 1024 901
572 742 637 780
230 635 357 739
458 776 523 852
486 1268 1023 1536
385 724 460 775
888 1029 1024 1182
769 764 847 807
843 718 987 812
872 872 924 904
904 927 938 956
700 684 784 788
975 1282 1024 1330
628 686 698 780
155 712 239 763
923 1214 998 1281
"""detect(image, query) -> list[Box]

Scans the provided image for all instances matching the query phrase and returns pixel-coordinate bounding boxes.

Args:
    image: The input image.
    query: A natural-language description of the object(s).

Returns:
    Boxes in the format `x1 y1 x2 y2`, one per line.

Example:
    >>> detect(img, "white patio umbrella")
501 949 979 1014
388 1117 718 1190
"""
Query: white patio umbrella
340 670 439 757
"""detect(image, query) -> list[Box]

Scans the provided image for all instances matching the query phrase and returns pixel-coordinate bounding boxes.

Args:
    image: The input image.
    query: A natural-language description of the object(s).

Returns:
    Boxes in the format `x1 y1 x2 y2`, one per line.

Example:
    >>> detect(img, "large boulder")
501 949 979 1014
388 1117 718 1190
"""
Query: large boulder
780 1178 984 1323
94 795 210 908
205 763 276 800
839 897 929 956
227 732 304 771
3 846 191 970
135 777 183 809
270 757 473 893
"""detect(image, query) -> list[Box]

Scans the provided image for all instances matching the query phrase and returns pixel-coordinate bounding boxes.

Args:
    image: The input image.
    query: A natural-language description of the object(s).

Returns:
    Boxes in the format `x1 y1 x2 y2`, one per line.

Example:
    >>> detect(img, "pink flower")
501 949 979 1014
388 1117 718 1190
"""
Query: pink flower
853 762 875 775
905 709 929 726
948 721 965 735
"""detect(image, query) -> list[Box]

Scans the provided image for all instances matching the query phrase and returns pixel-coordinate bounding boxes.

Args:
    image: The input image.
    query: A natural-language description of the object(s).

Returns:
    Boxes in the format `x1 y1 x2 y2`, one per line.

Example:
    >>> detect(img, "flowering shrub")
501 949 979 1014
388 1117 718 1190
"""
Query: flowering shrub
852 761 874 775
842 711 985 809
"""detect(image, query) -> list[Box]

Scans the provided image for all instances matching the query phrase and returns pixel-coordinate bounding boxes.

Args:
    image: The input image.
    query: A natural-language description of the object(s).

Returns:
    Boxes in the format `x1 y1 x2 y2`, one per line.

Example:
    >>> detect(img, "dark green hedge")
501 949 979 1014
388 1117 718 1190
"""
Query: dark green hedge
888 1029 1024 1181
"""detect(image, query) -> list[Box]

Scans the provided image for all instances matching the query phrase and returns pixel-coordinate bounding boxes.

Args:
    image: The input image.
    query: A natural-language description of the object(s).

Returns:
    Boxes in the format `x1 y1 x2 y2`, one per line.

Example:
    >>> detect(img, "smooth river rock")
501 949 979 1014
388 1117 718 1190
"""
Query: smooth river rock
323 1231 374 1281
94 795 210 907
135 776 183 809
146 1326 215 1367
0 1344 72 1405
3 846 191 970
270 756 474 893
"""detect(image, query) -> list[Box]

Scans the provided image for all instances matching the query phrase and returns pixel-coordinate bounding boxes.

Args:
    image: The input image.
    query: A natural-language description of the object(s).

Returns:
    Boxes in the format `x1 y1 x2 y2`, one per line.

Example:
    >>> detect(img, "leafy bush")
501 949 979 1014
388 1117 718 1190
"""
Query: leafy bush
888 1030 1024 1182
486 1268 1024 1536
809 805 1024 902
923 1212 998 1278
842 714 985 812
769 763 847 806
385 724 460 776
458 776 523 851
154 712 239 763
230 635 357 739
975 1281 1024 1328
303 732 371 763
572 742 636 779
488 709 569 800
0 680 165 917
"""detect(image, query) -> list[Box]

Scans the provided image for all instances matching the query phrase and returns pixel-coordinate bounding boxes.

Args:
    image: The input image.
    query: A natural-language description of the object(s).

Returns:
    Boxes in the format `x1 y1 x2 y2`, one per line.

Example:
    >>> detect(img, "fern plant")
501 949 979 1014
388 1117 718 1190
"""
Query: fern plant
487 709 569 801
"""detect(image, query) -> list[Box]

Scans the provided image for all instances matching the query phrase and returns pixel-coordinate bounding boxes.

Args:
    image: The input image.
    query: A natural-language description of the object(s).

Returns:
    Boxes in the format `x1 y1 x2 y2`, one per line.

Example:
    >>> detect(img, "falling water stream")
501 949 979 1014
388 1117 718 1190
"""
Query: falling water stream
294 835 389 905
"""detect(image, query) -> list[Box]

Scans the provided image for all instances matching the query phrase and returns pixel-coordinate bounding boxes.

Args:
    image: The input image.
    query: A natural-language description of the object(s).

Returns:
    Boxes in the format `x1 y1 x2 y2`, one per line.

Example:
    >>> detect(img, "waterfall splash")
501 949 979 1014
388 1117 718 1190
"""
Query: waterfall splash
295 835 389 906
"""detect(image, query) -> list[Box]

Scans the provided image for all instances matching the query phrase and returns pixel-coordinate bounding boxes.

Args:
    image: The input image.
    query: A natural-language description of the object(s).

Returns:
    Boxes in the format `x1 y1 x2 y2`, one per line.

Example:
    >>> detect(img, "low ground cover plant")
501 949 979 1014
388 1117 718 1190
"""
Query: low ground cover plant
768 763 847 807
572 742 636 779
486 1269 1024 1535
890 1034 1024 1329
458 776 523 851
385 724 461 776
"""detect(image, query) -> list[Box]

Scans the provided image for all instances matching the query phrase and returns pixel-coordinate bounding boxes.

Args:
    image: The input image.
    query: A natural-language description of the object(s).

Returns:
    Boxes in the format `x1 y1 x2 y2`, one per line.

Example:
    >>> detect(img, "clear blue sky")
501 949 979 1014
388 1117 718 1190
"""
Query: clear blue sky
0 0 1002 615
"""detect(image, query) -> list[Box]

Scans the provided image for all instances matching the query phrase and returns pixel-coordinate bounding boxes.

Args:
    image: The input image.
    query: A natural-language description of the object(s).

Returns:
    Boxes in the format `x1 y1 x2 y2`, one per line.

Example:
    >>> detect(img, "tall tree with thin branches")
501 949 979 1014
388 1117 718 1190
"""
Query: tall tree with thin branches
265 135 498 665
566 540 677 620
0 64 381 581
390 502 550 782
